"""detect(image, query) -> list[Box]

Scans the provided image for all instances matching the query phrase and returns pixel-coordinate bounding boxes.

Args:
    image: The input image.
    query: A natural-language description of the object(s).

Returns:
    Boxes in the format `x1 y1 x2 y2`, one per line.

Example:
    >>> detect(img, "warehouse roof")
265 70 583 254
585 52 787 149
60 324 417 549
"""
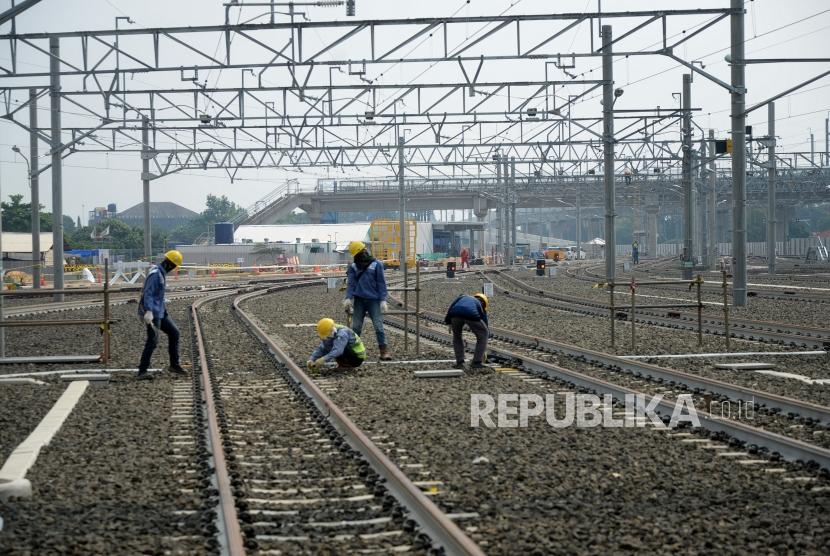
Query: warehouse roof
118 201 198 219
236 223 372 251
1 232 54 253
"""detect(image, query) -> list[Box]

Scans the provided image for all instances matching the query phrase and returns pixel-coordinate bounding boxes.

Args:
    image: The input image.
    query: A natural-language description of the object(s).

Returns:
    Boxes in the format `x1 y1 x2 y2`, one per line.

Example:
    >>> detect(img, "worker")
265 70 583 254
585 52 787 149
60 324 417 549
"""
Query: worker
344 240 392 360
307 318 366 372
624 166 632 185
444 293 490 370
137 250 186 380
632 240 640 265
460 247 469 270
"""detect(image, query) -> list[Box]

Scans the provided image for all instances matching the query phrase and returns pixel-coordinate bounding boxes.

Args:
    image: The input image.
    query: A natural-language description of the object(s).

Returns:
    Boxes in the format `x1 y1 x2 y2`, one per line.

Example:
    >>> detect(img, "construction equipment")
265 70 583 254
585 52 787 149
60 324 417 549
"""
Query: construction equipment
369 220 417 270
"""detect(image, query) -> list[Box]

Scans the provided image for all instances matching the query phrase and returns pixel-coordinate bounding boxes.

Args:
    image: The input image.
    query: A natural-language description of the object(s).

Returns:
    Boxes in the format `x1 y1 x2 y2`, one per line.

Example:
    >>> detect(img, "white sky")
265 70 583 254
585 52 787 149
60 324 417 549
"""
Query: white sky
0 0 828 222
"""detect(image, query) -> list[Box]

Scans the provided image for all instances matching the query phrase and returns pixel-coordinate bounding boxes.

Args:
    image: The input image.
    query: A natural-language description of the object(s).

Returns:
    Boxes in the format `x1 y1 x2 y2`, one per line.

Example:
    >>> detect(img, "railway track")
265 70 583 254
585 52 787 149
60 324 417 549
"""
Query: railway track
381 307 830 471
187 281 483 555
568 262 830 304
489 270 830 349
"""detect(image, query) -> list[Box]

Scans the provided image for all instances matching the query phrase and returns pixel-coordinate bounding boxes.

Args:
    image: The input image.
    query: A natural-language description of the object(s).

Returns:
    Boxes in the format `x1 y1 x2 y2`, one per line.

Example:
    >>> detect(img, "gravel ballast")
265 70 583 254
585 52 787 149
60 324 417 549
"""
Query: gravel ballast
245 282 830 555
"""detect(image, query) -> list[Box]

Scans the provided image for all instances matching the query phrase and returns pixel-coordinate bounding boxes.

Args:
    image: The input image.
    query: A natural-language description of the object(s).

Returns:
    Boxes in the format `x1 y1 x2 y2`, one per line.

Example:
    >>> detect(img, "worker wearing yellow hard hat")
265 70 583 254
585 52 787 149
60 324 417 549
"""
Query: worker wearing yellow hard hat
444 292 490 371
136 250 185 380
307 317 366 372
343 240 392 360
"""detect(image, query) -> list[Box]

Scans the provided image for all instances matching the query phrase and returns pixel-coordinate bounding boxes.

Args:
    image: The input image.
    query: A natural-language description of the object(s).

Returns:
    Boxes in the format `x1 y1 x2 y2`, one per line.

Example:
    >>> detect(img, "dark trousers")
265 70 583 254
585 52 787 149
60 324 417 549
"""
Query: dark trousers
336 349 365 369
450 317 488 364
139 313 180 372
352 296 386 347
632 249 639 264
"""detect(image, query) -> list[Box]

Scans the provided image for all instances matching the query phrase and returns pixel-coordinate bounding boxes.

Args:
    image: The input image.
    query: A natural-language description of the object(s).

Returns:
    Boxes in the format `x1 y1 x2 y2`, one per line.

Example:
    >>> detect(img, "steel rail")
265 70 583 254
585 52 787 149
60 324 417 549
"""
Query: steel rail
191 290 247 556
231 285 484 556
382 313 830 469
401 298 830 425
489 271 829 348
573 264 830 304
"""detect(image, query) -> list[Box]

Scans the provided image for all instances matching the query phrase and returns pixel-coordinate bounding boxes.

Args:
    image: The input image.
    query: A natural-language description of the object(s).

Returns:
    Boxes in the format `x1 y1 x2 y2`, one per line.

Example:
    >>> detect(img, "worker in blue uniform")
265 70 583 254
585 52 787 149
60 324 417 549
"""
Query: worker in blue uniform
343 240 392 360
444 293 490 370
308 318 366 372
136 250 186 380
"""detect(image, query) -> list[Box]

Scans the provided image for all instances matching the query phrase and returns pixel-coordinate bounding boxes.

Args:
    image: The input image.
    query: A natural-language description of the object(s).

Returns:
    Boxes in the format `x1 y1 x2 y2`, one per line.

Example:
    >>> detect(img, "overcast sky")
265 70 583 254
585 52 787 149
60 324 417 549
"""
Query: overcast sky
0 0 828 223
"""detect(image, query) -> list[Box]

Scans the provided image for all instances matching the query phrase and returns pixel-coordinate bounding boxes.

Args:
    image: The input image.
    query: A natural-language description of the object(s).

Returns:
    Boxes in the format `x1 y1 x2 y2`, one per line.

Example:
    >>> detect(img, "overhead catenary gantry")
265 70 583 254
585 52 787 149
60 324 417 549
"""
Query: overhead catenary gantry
0 4 767 303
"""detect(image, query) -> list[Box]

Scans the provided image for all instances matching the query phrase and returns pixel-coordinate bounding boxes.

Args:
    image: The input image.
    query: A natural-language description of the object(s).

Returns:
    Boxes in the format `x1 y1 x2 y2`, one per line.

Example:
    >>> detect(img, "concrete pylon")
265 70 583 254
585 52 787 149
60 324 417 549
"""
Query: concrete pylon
645 204 659 258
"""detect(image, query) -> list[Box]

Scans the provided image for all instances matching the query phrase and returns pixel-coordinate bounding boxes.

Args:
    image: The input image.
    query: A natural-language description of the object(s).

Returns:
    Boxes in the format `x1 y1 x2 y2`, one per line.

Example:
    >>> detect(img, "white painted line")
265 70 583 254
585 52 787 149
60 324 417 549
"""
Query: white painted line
414 370 464 378
379 359 456 364
754 370 829 385
0 378 47 385
715 362 776 370
0 368 161 379
622 351 826 360
0 380 90 501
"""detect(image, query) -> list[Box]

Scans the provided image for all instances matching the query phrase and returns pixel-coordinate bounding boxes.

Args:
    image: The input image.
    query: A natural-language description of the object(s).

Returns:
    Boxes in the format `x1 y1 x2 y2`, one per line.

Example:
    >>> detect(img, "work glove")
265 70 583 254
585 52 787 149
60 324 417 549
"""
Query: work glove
380 301 389 313
306 359 317 371
143 311 154 325
342 298 352 310
314 357 328 369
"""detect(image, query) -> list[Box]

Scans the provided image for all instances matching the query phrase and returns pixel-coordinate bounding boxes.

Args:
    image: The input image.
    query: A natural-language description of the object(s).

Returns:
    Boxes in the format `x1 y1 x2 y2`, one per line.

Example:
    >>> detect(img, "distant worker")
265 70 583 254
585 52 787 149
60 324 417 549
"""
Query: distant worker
307 318 366 372
460 247 470 270
137 250 186 380
624 166 633 184
444 293 490 370
632 240 640 265
343 240 392 360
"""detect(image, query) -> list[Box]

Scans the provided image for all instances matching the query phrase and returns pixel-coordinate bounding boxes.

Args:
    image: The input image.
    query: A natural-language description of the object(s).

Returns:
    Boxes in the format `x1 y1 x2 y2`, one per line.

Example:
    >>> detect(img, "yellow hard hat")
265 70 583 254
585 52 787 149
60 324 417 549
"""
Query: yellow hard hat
317 317 336 338
348 240 366 257
164 249 183 267
473 293 488 310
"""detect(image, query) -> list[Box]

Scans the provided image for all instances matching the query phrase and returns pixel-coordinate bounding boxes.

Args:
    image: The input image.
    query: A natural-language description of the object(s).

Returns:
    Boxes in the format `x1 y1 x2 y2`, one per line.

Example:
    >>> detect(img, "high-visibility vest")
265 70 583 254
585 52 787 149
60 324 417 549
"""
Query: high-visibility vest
337 325 366 360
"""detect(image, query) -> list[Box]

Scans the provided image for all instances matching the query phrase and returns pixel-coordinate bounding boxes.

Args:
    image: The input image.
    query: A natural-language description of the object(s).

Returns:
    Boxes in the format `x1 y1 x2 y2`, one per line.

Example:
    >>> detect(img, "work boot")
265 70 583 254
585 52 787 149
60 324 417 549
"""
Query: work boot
168 364 186 376
453 362 466 370
470 362 492 373
379 346 393 361
136 370 154 381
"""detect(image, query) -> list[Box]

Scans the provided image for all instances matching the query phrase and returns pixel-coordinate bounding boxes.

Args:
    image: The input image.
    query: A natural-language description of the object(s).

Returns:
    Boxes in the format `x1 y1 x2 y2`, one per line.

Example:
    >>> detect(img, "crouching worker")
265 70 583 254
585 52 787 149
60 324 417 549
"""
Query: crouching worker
137 250 186 380
307 318 366 372
444 293 490 370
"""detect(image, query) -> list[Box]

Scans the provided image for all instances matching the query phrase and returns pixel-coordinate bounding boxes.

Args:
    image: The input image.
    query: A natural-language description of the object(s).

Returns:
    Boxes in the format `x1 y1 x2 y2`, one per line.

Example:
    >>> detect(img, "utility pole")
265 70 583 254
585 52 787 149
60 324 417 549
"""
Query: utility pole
767 102 776 275
730 0 747 306
682 73 693 279
495 156 502 262
29 88 40 289
708 130 717 270
50 37 64 302
0 161 4 356
810 132 815 166
825 117 829 167
510 157 517 265
576 187 582 260
502 157 509 263
398 135 407 276
142 116 152 259
601 25 616 282
699 137 708 270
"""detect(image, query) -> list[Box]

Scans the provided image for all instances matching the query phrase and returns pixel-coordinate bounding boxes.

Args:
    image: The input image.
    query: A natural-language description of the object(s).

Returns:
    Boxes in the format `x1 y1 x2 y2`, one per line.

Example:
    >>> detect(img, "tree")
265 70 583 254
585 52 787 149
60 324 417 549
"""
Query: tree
170 194 247 245
66 218 167 252
1 193 69 233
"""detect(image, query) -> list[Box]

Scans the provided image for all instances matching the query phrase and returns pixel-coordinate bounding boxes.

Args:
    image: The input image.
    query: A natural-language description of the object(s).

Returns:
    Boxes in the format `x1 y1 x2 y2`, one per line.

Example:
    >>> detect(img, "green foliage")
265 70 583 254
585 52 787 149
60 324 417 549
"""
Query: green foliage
66 218 168 251
0 193 67 233
170 194 247 245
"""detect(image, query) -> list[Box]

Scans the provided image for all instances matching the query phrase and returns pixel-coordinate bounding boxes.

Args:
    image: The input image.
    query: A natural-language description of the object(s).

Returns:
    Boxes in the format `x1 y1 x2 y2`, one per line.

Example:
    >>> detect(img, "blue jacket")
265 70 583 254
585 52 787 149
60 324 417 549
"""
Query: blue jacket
139 265 167 320
311 326 365 362
346 260 388 301
445 295 488 326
